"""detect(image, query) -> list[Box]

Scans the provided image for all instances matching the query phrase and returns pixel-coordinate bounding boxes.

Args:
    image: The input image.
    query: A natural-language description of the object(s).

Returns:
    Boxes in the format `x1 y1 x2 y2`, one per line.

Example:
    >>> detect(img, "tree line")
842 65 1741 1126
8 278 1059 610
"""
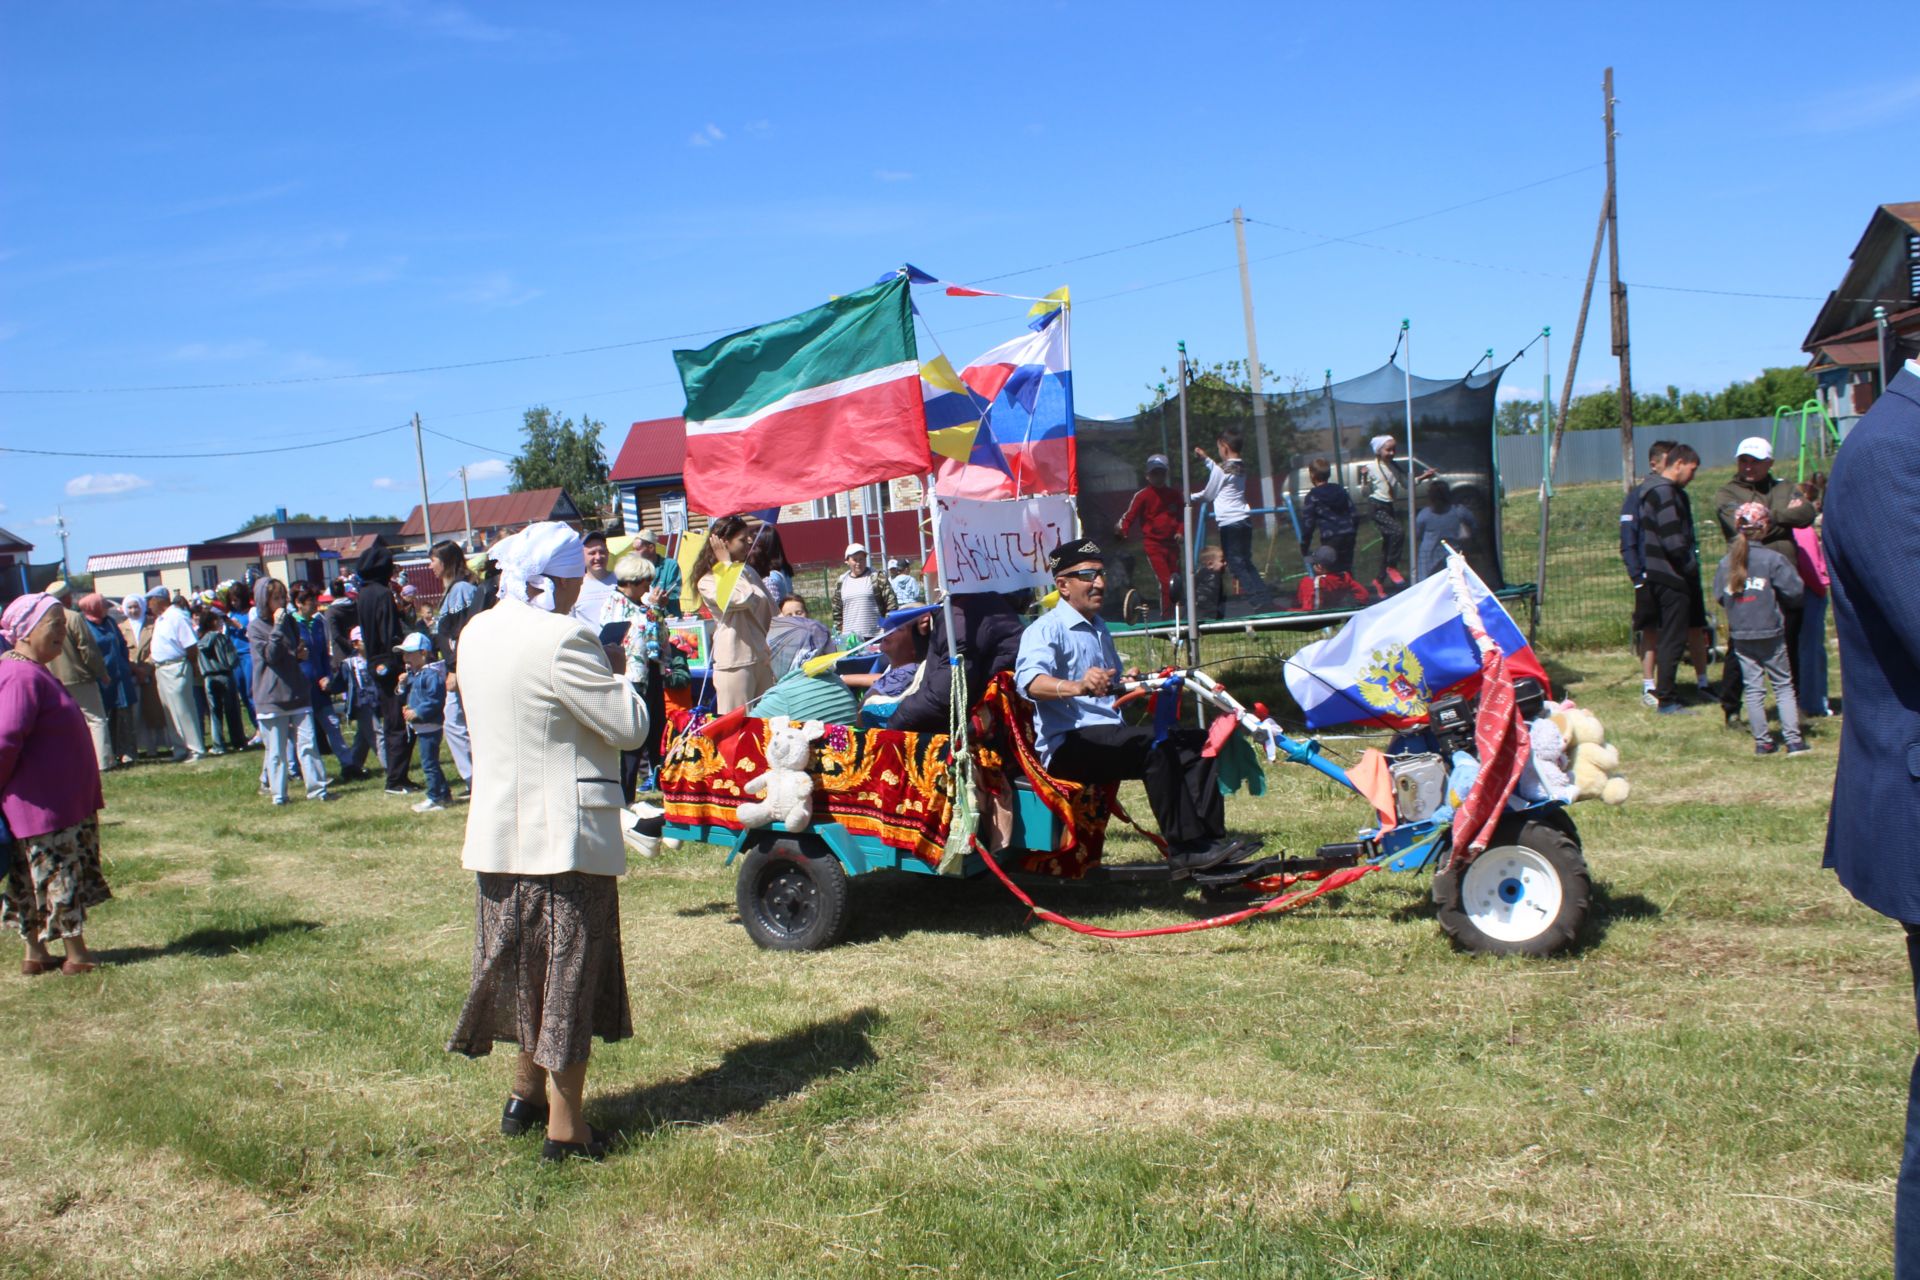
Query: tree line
1495 366 1818 435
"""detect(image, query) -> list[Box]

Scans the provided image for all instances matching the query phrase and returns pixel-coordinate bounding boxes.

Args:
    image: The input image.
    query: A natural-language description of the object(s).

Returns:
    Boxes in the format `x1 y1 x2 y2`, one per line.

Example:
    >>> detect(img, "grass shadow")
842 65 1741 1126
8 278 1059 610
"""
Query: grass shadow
94 918 324 965
1569 881 1661 954
594 1007 882 1135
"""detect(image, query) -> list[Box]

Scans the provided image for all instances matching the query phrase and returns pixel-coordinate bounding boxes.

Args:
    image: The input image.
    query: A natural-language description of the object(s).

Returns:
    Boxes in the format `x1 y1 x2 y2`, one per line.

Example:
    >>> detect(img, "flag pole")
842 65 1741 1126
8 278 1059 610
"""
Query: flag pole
927 473 975 875
1177 342 1200 668
1401 319 1416 553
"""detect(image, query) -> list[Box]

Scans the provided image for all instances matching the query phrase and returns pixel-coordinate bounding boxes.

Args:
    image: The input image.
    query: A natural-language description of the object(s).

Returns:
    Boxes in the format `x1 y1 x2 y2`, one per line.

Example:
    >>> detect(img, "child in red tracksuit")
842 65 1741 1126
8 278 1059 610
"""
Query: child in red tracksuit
1115 453 1183 617
1294 545 1371 612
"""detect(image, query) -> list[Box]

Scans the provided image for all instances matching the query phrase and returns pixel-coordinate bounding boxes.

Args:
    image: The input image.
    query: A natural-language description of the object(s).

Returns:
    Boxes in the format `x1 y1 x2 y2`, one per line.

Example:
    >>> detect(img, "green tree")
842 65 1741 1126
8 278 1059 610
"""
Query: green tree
1496 399 1542 435
1134 360 1308 485
510 407 611 524
1559 367 1819 433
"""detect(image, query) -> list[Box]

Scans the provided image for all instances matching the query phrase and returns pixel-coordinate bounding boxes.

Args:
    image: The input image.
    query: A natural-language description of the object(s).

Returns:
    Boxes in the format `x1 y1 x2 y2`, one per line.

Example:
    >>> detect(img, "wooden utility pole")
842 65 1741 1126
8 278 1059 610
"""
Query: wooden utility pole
1603 67 1635 492
458 466 474 550
1231 207 1278 537
411 412 435 548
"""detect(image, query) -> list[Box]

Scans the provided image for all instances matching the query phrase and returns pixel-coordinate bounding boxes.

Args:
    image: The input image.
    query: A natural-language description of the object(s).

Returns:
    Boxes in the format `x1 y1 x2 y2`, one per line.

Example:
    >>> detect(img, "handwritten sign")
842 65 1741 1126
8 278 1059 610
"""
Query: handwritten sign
936 494 1078 593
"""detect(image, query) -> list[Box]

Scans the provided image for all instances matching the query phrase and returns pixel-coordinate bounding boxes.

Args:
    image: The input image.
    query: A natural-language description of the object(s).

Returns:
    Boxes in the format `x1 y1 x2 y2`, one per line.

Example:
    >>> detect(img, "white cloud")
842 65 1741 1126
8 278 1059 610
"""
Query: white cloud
688 123 726 147
449 271 541 308
371 476 399 490
65 472 151 498
32 514 61 527
873 169 913 183
0 501 6 513
167 339 268 362
301 0 512 43
743 119 771 136
459 458 510 483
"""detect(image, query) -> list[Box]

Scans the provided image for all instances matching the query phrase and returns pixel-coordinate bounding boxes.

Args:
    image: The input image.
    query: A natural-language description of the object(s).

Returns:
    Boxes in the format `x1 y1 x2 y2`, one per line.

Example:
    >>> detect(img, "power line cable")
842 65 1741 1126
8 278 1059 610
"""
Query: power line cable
0 329 739 397
0 420 411 460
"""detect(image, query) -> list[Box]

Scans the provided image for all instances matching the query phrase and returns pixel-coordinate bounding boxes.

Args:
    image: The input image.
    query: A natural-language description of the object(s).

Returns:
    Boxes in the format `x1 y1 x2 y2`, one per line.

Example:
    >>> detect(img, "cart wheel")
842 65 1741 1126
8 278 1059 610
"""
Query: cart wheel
1432 814 1588 957
736 838 851 952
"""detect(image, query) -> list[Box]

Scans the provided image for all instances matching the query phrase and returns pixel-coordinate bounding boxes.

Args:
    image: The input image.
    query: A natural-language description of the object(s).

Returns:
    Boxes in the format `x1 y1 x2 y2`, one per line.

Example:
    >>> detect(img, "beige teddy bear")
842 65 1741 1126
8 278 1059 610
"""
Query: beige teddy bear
1548 702 1630 805
739 719 825 831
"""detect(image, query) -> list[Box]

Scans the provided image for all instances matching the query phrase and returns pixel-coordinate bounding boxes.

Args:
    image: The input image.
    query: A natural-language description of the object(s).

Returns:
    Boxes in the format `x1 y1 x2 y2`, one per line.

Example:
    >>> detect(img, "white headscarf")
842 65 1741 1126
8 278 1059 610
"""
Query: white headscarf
122 594 146 624
1370 434 1395 456
492 521 587 612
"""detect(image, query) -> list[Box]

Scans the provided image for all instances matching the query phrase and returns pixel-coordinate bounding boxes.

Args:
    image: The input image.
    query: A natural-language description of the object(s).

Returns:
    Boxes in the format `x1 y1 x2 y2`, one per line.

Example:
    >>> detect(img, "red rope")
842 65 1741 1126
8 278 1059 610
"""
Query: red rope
969 837 1380 939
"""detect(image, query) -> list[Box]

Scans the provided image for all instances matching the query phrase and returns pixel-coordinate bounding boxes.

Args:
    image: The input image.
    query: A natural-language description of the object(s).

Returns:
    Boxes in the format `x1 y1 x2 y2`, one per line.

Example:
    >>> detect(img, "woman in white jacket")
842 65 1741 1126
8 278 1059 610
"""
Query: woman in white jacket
445 522 648 1163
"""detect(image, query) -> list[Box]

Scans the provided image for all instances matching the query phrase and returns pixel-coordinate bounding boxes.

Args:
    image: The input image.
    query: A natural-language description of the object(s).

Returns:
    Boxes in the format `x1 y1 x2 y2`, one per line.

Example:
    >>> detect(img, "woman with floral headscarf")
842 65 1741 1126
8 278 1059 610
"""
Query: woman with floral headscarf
79 594 139 767
0 594 110 975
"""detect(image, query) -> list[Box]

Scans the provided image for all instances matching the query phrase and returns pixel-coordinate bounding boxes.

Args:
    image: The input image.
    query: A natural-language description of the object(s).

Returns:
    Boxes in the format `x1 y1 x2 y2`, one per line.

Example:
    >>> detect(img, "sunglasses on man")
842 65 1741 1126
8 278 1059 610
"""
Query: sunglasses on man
1058 567 1106 581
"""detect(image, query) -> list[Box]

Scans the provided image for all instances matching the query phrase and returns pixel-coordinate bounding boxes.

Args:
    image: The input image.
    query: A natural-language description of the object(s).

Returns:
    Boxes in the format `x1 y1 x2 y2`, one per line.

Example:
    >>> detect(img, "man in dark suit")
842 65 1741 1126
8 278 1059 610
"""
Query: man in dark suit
1824 356 1920 1276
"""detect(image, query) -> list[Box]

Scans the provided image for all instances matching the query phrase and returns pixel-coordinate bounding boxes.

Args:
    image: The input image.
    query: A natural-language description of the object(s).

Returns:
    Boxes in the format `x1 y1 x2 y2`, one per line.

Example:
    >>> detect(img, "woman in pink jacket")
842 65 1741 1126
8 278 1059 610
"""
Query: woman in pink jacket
0 593 109 975
1792 475 1832 717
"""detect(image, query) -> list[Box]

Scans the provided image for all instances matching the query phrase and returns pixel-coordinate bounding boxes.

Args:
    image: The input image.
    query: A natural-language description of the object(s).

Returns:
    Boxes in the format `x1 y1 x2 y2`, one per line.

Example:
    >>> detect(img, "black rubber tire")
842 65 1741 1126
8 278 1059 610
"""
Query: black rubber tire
735 838 851 952
1433 812 1589 957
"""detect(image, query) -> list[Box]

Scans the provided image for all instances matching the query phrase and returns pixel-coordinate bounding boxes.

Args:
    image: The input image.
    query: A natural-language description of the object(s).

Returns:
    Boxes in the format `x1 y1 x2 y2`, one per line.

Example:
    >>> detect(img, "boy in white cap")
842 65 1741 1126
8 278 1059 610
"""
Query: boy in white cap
830 543 895 641
399 632 451 811
1712 435 1814 726
1358 434 1436 596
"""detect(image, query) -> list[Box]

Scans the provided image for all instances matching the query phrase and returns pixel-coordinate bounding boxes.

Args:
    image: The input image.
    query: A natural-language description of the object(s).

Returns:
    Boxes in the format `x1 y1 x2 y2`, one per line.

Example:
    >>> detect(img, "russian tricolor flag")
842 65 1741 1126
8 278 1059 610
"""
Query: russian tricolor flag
934 309 1075 499
1283 562 1549 730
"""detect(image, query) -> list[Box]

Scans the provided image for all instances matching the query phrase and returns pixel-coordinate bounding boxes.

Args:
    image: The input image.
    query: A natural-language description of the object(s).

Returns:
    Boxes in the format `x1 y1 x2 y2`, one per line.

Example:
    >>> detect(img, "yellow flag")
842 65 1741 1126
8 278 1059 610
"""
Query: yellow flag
920 353 968 395
1027 285 1070 319
676 533 704 614
801 649 851 677
711 562 744 612
928 423 981 462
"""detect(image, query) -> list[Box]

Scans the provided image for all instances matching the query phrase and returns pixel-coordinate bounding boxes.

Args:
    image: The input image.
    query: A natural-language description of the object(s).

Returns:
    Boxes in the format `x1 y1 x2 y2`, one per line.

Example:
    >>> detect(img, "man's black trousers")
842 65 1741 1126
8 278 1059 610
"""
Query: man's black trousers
379 686 414 789
1046 725 1224 849
1649 579 1693 705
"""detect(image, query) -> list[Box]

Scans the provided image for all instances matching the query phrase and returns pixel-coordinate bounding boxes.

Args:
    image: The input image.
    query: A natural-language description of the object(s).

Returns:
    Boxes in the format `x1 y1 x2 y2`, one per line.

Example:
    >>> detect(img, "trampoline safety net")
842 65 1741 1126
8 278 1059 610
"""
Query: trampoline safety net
1072 359 1511 620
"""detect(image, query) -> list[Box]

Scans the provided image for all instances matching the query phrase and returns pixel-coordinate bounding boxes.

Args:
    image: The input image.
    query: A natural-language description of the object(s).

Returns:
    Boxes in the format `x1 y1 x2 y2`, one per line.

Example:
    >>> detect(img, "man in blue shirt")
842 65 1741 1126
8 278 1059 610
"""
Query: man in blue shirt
1015 538 1240 870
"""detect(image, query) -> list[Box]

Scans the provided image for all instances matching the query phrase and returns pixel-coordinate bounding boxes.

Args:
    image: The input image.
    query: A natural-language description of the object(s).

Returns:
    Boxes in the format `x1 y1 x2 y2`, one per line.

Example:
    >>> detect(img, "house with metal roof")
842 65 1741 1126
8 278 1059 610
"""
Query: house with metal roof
609 417 694 540
396 487 581 549
1803 201 1920 427
85 541 268 603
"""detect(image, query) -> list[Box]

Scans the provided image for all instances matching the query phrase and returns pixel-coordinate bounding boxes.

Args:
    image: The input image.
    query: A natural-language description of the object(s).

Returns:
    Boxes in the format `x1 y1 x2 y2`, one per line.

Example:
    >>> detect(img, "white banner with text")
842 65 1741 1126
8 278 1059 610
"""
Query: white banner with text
935 494 1079 593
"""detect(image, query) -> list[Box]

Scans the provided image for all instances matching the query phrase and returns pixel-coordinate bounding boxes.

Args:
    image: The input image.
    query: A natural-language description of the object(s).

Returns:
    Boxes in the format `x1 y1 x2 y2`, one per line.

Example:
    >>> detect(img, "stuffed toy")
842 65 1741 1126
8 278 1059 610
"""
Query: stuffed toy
1573 740 1631 805
1542 700 1631 805
738 718 825 831
1516 715 1578 804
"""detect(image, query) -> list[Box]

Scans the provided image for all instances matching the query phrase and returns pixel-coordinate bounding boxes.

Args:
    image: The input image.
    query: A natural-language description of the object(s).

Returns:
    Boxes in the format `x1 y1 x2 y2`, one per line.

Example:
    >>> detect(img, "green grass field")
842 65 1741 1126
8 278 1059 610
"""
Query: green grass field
1 635 1894 1279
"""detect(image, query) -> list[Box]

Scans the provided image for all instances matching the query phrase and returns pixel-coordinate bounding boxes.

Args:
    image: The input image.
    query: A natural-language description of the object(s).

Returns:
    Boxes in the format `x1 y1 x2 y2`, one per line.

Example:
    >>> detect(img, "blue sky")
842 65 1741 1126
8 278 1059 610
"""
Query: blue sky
3 0 1914 566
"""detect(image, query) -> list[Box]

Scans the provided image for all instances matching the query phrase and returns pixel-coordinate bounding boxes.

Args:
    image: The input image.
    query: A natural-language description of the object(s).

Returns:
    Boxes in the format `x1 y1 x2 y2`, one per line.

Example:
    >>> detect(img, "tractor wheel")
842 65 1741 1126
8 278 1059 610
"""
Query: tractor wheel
735 838 851 952
1433 814 1589 957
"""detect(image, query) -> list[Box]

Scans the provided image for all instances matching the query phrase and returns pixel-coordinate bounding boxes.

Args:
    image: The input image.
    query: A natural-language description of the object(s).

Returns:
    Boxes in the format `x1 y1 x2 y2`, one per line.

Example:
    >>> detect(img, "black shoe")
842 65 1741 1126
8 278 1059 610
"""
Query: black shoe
339 766 370 782
500 1095 549 1136
541 1125 616 1163
1754 739 1779 756
1785 741 1811 757
1168 838 1243 871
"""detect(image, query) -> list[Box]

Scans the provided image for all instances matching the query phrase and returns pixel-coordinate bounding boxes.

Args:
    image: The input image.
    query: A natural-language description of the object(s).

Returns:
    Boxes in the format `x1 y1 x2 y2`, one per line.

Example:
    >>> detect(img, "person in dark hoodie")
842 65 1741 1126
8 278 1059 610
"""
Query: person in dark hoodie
354 542 416 794
1636 443 1704 716
246 578 332 804
886 591 1027 734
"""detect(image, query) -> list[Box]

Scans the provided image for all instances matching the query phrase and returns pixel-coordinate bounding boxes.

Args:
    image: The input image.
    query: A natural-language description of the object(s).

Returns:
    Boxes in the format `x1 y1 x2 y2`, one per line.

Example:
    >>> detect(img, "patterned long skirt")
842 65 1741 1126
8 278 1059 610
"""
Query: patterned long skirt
2 818 110 944
446 872 631 1073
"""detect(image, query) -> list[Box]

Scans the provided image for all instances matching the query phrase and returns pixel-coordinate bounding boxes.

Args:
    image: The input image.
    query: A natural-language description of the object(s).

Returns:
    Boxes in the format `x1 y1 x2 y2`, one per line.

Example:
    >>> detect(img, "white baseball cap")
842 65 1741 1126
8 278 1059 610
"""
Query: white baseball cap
844 543 867 558
398 632 434 653
1735 436 1773 461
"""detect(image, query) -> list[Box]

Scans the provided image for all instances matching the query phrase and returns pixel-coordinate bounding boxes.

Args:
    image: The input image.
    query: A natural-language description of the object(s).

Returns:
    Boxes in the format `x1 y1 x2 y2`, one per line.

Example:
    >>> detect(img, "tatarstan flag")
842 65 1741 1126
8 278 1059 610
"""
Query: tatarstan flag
674 276 931 515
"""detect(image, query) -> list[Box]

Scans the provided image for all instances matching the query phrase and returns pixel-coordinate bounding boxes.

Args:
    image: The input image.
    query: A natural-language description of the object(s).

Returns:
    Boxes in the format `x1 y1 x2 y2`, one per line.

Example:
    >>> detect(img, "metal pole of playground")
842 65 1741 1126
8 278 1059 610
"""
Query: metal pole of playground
1401 319 1416 555
1877 305 1892 396
1324 370 1343 485
1531 326 1553 639
1177 342 1200 668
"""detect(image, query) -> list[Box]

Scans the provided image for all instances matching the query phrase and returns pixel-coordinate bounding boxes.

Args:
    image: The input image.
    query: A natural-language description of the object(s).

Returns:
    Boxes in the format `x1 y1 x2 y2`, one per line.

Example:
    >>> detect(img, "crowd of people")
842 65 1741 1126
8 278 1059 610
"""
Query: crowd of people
1619 435 1829 755
1113 429 1458 623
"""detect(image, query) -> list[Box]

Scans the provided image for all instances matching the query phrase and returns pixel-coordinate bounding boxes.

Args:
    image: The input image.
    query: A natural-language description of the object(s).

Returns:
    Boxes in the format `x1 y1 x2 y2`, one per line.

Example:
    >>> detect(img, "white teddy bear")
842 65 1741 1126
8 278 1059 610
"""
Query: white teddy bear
738 718 825 831
1549 701 1631 806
